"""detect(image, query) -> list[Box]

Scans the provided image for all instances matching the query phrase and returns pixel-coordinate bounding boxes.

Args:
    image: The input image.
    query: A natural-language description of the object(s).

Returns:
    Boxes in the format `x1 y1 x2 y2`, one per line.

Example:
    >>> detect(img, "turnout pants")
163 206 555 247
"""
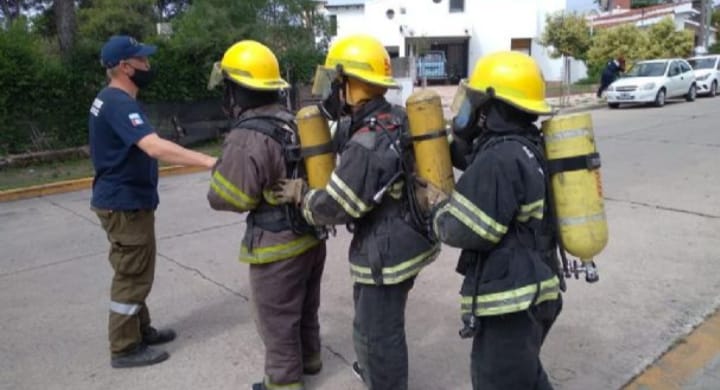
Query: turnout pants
250 244 326 389
353 278 415 390
95 209 156 356
471 297 562 390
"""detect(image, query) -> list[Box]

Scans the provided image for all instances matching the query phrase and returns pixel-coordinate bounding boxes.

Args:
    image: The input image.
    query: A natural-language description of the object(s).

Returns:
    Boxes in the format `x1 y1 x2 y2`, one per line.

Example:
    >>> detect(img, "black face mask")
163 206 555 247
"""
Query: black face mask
129 67 155 89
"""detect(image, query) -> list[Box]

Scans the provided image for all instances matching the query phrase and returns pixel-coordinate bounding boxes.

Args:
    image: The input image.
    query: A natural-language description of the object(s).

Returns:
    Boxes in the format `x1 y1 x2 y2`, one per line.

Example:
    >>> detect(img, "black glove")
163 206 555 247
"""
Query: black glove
318 79 347 121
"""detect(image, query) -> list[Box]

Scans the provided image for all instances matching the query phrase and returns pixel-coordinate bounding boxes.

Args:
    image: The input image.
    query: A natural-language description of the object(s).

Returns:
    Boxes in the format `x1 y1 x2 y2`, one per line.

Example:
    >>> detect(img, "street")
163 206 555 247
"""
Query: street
1 96 720 390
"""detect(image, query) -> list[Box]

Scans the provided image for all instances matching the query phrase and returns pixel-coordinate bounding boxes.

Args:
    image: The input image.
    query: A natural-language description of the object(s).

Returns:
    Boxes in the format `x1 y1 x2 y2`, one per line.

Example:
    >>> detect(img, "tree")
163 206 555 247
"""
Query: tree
644 17 693 59
587 23 648 78
54 0 75 55
539 11 591 105
77 0 157 44
539 11 591 61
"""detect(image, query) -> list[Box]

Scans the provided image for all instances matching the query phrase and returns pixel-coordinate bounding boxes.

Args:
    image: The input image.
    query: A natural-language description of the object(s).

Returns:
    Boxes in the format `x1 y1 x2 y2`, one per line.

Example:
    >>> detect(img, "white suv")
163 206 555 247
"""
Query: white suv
687 55 720 97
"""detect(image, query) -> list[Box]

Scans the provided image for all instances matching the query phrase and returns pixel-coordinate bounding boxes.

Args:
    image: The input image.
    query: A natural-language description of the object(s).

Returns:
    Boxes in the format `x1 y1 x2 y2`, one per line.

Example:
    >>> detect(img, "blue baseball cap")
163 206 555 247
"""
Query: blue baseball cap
100 35 157 68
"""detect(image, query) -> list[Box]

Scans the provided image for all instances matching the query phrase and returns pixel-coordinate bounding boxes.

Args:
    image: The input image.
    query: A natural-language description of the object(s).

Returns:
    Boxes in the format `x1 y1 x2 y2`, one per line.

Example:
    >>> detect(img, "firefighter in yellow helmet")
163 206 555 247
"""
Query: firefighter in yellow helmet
206 40 327 390
272 34 439 390
416 51 564 390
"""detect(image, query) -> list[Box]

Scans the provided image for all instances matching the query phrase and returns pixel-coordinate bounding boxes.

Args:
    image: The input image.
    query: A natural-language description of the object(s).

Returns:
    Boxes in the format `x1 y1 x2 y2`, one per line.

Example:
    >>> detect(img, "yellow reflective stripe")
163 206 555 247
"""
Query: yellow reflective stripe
388 180 404 199
517 199 544 222
239 235 320 264
301 189 318 225
264 376 304 390
451 191 508 236
326 184 361 218
349 245 440 284
263 188 281 206
211 171 259 210
446 205 502 243
460 276 560 316
330 172 371 213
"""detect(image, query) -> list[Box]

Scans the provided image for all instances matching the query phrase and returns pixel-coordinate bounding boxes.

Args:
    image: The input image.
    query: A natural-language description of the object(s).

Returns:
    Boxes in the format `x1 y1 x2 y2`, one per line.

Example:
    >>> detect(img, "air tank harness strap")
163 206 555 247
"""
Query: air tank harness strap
547 152 601 175
300 142 335 158
409 128 448 142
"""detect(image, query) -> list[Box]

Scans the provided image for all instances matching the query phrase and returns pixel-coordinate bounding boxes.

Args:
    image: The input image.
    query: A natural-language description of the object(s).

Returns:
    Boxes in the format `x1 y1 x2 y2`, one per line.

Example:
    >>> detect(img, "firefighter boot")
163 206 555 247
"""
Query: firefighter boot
142 326 176 345
111 344 169 368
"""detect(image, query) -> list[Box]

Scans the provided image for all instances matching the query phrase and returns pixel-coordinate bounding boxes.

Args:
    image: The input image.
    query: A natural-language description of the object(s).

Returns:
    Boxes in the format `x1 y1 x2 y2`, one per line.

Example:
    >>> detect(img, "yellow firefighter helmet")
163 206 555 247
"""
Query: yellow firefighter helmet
312 34 398 106
208 40 289 91
466 51 552 115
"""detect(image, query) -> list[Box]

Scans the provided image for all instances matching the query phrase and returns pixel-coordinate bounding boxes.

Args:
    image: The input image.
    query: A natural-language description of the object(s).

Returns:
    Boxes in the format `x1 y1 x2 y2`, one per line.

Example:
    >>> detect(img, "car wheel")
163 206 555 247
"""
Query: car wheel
685 84 697 102
654 89 666 107
608 103 620 109
710 81 717 98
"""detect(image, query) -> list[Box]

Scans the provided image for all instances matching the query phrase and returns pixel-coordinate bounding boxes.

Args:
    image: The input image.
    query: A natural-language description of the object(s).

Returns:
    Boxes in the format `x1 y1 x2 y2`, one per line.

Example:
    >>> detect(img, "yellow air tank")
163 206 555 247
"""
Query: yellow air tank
296 105 335 189
541 113 608 265
406 89 454 193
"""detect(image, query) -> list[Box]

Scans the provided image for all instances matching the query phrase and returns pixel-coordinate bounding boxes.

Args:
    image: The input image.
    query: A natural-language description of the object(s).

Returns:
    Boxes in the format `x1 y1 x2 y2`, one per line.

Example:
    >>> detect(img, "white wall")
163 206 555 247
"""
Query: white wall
328 0 589 83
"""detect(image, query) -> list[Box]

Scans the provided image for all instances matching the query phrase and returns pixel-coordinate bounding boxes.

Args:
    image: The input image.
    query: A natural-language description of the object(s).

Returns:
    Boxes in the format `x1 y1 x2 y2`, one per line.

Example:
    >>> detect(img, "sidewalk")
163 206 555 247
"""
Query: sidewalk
422 85 605 117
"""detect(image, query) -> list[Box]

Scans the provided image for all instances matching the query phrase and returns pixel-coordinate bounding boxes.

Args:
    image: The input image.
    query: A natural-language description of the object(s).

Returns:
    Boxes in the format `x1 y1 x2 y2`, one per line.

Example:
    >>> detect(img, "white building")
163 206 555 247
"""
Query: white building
588 1 717 49
322 0 588 83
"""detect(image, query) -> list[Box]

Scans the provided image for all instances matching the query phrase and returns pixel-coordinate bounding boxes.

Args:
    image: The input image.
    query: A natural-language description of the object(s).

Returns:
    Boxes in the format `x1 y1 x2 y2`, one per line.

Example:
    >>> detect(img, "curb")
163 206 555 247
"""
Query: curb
623 306 720 389
0 165 207 203
557 102 608 114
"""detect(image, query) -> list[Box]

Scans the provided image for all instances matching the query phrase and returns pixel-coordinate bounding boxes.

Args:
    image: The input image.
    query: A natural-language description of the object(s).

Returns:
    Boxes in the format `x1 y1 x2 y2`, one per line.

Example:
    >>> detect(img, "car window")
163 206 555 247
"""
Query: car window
625 61 668 77
668 62 680 76
680 61 692 73
688 58 716 70
717 58 720 70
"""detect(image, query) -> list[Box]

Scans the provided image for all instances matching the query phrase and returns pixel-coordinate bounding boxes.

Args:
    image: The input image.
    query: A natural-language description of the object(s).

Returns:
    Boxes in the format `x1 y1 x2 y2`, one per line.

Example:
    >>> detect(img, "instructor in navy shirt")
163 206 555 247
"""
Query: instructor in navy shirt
89 35 216 369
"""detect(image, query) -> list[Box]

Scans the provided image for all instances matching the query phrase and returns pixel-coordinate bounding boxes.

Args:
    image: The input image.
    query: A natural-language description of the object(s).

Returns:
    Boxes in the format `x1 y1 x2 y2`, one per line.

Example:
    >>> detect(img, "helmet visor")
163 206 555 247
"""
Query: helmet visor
207 61 224 90
450 79 490 114
311 65 340 98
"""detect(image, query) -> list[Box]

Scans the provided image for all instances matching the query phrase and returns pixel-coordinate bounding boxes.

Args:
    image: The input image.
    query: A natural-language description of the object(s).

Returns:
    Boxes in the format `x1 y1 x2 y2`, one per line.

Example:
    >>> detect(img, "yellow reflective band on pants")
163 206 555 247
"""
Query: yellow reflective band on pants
517 199 544 222
210 171 259 211
434 191 508 243
110 301 141 316
264 376 304 390
460 276 560 317
326 172 372 218
349 245 440 285
239 235 320 264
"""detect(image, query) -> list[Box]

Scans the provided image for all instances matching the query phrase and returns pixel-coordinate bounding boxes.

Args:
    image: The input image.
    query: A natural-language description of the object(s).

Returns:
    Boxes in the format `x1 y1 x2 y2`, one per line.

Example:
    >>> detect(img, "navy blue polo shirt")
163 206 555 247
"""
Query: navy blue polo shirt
89 87 158 210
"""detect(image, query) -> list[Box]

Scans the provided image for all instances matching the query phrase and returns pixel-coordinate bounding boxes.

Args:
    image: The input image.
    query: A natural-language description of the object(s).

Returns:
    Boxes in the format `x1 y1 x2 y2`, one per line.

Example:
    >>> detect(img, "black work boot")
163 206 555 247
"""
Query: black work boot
142 326 176 345
111 344 169 368
352 361 365 383
251 383 265 390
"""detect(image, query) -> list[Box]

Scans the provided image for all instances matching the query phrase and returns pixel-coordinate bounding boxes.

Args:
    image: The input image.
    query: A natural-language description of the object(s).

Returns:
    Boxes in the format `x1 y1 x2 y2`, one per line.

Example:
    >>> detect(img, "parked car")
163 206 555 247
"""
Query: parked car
606 58 697 108
416 50 448 84
687 55 720 97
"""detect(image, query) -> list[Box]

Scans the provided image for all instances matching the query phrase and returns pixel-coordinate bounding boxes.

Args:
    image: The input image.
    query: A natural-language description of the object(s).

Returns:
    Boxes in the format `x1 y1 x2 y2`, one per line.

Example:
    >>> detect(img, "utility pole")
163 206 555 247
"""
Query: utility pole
700 0 707 50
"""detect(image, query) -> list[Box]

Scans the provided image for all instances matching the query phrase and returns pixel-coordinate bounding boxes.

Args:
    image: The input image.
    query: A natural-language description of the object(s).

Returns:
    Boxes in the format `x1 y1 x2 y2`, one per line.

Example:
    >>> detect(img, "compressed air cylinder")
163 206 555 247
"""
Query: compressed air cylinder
296 105 335 189
405 89 455 193
541 113 608 264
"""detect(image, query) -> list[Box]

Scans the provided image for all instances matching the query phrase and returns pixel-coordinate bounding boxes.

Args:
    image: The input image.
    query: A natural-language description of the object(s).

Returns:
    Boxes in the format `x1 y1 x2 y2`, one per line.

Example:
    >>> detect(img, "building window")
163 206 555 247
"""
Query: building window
449 0 464 12
328 14 337 36
511 38 532 55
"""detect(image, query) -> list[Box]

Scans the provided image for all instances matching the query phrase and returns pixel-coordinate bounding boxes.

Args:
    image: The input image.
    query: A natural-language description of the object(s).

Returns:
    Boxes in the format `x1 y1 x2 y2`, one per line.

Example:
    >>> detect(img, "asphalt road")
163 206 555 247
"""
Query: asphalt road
1 95 719 390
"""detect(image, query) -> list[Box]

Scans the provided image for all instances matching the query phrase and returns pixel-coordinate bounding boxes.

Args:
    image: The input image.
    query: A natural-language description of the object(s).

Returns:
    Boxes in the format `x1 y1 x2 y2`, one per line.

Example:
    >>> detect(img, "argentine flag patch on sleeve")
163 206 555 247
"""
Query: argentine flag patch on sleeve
129 113 144 127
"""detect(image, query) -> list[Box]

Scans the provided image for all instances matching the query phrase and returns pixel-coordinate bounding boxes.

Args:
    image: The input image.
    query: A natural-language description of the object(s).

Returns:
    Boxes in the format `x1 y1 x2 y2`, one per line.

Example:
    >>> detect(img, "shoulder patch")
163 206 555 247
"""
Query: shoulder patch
90 98 103 117
128 113 144 127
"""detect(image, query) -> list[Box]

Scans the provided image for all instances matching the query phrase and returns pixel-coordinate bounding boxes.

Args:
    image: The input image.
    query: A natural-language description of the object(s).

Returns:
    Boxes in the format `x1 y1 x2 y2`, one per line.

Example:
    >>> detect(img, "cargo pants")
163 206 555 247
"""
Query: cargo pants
94 209 156 356
353 277 415 390
250 243 327 389
470 297 562 390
